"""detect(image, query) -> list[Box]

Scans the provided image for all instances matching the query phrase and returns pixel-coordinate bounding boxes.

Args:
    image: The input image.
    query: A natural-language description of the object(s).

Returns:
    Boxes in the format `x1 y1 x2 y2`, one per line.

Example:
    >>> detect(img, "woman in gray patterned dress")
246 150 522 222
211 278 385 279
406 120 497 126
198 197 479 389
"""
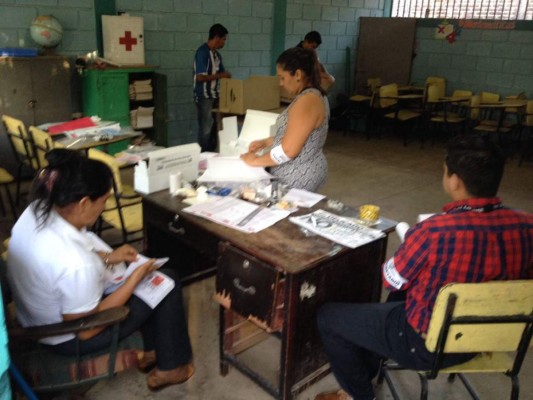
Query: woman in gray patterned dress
240 47 329 192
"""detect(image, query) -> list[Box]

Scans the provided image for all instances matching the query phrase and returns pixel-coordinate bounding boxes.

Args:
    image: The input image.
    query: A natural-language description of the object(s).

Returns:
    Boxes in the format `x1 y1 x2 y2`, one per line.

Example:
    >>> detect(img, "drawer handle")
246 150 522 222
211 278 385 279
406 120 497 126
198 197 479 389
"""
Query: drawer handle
167 222 185 235
233 278 256 295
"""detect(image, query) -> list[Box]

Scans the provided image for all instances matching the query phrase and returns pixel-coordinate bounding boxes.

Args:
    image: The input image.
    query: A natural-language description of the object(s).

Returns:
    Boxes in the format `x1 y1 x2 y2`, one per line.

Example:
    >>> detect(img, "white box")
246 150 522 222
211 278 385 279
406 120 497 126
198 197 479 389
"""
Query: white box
134 143 200 194
102 15 145 66
218 109 279 157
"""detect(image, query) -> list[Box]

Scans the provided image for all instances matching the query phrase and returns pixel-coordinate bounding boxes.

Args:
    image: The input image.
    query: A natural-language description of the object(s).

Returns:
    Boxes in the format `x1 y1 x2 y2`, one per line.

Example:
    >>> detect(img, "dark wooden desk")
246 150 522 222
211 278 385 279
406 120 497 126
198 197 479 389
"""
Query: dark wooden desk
142 191 396 399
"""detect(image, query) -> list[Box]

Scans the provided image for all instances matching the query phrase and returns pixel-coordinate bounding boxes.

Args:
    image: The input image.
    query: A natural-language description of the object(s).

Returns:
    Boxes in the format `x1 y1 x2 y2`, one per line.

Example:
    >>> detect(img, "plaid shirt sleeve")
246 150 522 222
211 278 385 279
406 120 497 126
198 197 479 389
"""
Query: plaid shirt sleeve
383 223 430 291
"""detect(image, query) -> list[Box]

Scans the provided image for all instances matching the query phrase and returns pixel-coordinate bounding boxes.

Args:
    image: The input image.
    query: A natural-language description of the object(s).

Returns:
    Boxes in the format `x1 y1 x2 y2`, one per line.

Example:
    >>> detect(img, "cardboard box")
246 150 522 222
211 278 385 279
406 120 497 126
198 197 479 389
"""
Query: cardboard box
134 143 200 194
219 76 280 115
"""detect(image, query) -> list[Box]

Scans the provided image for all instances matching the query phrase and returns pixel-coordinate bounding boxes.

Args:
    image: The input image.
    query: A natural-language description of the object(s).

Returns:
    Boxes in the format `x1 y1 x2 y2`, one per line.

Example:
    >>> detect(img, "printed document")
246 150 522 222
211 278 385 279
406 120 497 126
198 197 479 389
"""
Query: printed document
104 254 173 309
183 196 290 233
290 209 385 248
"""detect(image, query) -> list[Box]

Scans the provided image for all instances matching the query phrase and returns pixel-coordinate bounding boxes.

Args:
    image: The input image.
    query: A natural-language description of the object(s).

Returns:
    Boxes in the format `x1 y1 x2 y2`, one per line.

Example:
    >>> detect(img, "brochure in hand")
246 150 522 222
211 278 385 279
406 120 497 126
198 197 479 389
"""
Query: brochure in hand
104 255 173 309
289 209 385 249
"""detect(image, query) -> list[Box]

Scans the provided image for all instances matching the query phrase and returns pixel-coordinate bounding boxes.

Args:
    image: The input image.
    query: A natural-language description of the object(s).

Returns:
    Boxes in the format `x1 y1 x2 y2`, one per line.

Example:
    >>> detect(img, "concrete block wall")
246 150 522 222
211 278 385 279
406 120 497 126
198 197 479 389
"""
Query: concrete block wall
411 26 533 98
116 0 275 145
0 0 96 54
285 0 385 106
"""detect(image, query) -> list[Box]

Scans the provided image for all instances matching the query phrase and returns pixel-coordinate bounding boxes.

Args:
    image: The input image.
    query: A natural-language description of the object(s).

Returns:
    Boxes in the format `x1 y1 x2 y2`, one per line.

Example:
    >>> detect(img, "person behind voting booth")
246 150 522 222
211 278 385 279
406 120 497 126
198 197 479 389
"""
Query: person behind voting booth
314 135 533 400
194 23 232 152
7 149 194 391
241 47 330 192
297 31 335 91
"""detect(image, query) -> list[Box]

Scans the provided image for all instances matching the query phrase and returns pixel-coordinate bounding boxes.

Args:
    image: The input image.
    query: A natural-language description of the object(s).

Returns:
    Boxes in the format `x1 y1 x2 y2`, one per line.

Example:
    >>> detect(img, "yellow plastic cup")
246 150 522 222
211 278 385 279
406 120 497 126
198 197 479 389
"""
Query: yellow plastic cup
359 204 380 225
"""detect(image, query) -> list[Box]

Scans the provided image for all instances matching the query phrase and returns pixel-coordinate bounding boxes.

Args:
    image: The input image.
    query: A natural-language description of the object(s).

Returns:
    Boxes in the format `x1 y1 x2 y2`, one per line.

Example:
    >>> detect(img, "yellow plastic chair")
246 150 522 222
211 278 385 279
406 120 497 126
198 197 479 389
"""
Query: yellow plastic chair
2 115 38 204
378 280 533 400
28 126 57 169
378 83 423 145
88 148 143 245
425 76 446 99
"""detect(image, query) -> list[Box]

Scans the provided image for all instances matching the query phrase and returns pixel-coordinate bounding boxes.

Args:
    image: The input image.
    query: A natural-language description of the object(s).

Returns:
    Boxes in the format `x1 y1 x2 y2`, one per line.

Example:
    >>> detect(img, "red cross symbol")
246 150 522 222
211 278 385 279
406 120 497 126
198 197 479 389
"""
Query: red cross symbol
437 25 446 33
119 31 137 51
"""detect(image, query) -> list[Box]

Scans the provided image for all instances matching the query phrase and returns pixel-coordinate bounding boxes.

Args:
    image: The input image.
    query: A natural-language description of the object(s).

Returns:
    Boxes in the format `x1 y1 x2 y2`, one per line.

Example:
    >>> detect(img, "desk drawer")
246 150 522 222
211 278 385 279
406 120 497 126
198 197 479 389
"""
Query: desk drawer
215 243 284 332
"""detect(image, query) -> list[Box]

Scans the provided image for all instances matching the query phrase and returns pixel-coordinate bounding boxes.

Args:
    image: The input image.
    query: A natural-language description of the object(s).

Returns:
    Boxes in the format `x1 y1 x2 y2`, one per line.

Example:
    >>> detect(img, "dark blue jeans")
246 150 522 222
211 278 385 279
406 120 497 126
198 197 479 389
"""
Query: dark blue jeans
317 301 474 400
52 269 193 370
196 97 217 152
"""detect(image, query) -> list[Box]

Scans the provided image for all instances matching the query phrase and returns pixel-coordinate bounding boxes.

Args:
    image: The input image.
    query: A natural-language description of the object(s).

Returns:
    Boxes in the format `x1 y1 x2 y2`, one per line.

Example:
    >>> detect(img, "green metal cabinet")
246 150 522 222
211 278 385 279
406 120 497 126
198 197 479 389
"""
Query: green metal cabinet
82 67 168 146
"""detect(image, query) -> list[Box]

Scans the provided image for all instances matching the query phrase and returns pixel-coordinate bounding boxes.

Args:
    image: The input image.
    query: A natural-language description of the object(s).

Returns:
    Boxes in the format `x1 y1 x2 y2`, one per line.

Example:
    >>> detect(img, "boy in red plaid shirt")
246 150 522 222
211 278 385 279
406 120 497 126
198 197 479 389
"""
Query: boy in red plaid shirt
316 135 533 400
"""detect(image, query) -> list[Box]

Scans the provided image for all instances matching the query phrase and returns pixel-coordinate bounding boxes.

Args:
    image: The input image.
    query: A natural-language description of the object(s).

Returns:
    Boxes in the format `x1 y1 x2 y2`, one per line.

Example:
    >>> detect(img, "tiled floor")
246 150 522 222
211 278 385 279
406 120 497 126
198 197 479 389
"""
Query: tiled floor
2 130 532 399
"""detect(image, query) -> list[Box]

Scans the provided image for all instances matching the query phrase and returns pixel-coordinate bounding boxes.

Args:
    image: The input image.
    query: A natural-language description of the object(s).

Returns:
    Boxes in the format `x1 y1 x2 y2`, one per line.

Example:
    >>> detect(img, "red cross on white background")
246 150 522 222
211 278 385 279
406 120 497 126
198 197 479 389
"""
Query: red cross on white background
119 31 137 51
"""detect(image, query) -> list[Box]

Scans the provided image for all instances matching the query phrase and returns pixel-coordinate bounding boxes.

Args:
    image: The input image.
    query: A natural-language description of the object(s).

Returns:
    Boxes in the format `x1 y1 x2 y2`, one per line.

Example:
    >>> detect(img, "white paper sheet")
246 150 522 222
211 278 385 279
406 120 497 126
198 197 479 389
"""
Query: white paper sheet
197 157 273 182
182 196 290 233
282 188 326 208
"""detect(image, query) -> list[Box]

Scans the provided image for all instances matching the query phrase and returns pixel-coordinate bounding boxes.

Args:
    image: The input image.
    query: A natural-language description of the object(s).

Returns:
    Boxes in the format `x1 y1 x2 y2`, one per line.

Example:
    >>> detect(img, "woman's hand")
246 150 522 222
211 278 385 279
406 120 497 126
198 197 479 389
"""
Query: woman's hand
248 139 266 153
127 259 157 286
108 245 138 264
240 151 258 166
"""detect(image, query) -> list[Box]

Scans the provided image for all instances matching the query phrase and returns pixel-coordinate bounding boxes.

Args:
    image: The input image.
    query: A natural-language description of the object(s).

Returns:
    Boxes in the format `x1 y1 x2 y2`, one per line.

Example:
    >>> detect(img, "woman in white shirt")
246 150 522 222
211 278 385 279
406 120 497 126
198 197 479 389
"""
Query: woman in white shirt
7 149 193 391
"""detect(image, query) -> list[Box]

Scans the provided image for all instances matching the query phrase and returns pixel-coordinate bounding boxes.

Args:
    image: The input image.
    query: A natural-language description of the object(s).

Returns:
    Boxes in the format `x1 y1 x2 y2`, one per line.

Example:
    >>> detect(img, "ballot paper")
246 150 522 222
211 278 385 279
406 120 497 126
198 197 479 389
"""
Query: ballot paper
290 209 385 248
282 188 325 208
183 196 290 233
197 157 273 183
104 255 173 308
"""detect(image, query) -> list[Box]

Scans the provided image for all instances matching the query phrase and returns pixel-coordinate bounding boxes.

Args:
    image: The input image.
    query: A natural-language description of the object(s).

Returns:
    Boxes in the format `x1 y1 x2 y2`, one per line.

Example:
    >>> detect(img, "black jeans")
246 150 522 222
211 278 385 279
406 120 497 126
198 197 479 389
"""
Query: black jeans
52 269 193 370
317 301 474 400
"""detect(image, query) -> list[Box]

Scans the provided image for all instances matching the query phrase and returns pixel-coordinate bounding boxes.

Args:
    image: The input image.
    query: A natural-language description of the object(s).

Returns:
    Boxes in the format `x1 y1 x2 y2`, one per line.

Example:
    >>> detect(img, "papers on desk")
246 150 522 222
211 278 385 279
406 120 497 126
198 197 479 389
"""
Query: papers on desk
289 209 384 248
282 188 325 208
183 196 290 233
197 156 273 183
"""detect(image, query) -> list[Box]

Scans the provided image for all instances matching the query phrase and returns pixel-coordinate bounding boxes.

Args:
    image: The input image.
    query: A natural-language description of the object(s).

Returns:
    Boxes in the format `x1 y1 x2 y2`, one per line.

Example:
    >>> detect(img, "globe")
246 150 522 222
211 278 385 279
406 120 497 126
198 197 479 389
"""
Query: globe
30 15 63 48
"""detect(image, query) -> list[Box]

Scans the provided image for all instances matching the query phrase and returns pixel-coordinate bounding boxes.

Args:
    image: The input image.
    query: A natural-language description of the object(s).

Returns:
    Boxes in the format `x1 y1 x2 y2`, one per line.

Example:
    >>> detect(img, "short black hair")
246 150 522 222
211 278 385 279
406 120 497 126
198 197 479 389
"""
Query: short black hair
209 23 228 40
445 135 506 198
304 31 322 45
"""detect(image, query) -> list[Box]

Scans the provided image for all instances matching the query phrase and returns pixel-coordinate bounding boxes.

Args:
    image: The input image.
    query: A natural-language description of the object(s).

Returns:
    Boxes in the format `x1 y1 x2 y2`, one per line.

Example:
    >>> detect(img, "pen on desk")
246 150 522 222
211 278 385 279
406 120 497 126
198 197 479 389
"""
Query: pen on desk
237 206 263 227
66 138 83 148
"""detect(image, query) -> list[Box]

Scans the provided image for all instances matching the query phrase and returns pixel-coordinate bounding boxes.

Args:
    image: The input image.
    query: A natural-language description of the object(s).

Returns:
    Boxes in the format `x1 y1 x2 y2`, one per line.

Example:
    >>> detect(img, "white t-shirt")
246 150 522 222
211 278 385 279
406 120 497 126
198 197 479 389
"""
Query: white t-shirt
7 205 111 345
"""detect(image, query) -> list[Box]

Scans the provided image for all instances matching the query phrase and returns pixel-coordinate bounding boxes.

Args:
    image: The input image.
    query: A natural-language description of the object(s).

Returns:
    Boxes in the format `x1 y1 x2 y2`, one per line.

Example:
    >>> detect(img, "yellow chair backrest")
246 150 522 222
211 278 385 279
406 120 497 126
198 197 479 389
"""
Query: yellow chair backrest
29 126 54 168
426 77 446 98
2 115 33 160
525 100 533 127
480 91 500 104
88 148 124 194
426 84 441 103
469 95 481 120
425 280 533 354
367 78 381 94
379 83 398 109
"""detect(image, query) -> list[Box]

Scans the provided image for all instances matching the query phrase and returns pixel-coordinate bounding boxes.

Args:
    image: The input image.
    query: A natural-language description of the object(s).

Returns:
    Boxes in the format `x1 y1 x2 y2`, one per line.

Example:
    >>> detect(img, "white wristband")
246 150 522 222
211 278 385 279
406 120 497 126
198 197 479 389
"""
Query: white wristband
270 145 292 165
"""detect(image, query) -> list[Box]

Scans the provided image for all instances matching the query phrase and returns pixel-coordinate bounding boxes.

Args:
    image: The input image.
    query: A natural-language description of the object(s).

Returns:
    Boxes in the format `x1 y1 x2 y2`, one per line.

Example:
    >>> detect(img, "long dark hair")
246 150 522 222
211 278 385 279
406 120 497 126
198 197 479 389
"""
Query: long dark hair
276 47 325 95
30 149 113 226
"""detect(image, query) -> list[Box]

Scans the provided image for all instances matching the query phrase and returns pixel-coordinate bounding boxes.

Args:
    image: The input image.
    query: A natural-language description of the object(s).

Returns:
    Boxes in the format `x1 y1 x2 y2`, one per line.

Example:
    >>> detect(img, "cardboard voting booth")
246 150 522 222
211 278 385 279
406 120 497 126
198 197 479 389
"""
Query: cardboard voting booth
218 109 279 157
102 15 145 65
134 143 200 194
219 76 280 114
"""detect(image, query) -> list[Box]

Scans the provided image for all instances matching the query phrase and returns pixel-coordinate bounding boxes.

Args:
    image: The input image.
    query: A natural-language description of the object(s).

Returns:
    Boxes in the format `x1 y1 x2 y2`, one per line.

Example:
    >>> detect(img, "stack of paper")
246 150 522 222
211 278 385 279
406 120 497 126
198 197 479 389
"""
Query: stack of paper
130 106 154 129
129 79 153 101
